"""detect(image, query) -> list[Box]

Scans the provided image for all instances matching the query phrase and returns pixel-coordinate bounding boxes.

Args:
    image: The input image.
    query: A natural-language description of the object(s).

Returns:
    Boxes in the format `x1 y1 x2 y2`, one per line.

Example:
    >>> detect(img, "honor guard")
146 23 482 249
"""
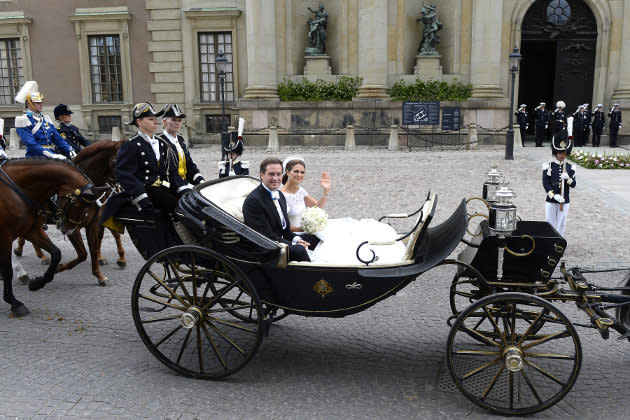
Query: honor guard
157 104 205 191
14 81 74 159
533 102 549 147
591 104 605 147
608 103 622 147
572 104 585 147
542 119 576 237
515 104 528 145
551 100 567 136
53 104 90 157
219 117 249 178
582 103 591 145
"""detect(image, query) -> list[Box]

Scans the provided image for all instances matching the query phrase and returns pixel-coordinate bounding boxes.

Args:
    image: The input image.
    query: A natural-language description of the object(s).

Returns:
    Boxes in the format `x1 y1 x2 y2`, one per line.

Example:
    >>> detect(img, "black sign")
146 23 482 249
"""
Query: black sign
441 107 461 131
402 101 440 126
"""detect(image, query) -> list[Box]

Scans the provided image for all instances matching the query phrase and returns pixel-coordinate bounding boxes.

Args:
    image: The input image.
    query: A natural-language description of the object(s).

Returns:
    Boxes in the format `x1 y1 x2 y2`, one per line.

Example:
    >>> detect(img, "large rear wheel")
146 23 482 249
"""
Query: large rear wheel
131 245 263 379
446 292 582 415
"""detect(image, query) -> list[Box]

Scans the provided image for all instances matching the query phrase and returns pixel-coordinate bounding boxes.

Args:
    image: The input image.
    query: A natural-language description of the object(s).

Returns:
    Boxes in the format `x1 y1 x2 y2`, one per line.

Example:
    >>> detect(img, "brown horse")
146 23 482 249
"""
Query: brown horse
0 158 103 316
55 140 125 285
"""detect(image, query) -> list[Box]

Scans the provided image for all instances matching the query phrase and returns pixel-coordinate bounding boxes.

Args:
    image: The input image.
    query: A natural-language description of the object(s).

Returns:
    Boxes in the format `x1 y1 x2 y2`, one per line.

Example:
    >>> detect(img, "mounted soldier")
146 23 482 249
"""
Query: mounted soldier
14 81 74 160
53 104 90 158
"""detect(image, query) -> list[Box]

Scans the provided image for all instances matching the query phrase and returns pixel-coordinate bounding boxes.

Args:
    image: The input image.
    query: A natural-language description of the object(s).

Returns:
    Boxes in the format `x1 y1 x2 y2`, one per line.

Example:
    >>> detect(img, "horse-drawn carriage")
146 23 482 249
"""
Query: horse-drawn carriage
113 173 630 416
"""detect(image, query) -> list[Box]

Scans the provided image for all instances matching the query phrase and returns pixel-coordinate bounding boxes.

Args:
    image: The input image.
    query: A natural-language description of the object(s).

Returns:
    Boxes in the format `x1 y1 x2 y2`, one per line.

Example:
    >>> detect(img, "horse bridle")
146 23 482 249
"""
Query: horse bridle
0 164 96 230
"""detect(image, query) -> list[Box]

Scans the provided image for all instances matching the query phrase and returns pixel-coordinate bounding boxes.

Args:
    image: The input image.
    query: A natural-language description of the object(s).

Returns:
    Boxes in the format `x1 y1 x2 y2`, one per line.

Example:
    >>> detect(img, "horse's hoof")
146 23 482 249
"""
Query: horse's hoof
41 257 51 265
98 258 108 266
116 259 126 268
28 278 45 291
97 278 111 287
13 248 22 257
11 304 30 317
18 275 30 284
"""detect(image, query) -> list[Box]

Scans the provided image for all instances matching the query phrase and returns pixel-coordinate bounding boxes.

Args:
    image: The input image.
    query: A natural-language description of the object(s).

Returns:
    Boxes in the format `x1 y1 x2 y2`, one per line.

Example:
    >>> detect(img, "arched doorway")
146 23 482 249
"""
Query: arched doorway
518 0 597 123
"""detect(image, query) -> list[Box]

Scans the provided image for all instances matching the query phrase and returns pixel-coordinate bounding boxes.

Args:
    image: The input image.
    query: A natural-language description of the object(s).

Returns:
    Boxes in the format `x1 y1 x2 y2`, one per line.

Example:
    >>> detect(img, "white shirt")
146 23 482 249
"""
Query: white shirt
138 131 160 160
162 130 185 158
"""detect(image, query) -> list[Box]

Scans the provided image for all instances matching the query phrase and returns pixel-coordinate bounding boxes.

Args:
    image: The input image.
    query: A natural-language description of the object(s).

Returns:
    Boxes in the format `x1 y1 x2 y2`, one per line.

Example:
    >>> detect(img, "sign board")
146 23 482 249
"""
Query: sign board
402 101 440 126
441 107 461 131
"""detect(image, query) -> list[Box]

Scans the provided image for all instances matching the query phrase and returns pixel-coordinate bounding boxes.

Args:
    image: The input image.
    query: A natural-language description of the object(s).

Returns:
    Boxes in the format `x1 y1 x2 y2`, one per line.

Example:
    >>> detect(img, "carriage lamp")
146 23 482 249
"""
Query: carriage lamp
482 167 503 203
489 186 518 236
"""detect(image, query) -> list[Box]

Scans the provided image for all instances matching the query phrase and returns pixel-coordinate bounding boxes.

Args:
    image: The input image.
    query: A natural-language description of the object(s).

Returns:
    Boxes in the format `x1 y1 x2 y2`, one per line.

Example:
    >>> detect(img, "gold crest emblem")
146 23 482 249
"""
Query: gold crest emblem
313 279 333 298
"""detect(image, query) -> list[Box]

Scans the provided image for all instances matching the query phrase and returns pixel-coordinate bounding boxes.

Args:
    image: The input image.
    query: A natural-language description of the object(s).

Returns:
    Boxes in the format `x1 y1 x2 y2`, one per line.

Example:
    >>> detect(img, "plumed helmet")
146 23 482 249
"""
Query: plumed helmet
15 81 44 105
556 100 566 109
552 116 573 155
161 104 186 119
54 104 73 119
224 134 244 155
128 102 163 126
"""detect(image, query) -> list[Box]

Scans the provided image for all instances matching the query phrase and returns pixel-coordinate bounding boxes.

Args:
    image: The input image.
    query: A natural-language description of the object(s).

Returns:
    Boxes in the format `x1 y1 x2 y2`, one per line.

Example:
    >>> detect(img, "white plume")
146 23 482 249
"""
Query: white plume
566 116 573 138
15 81 38 104
237 117 245 138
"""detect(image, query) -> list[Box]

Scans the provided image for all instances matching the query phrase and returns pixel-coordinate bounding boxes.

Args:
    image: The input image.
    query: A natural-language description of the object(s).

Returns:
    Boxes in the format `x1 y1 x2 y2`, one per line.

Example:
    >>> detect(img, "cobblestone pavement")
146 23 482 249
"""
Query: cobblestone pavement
1 144 629 419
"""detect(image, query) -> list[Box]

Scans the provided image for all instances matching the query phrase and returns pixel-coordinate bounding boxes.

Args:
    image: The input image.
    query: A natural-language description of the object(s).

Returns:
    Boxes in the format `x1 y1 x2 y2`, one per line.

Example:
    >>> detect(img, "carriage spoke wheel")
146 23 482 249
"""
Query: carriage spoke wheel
449 274 488 316
131 245 263 379
446 292 582 415
208 279 290 323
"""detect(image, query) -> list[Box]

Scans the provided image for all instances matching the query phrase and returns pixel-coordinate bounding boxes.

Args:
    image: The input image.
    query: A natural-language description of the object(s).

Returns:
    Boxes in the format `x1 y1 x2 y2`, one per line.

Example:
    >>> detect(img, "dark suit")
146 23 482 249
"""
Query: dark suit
242 184 312 262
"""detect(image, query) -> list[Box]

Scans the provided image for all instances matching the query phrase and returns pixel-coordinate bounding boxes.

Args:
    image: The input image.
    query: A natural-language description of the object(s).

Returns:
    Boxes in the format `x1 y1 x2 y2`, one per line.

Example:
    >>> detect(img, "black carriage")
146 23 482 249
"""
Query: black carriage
116 175 630 416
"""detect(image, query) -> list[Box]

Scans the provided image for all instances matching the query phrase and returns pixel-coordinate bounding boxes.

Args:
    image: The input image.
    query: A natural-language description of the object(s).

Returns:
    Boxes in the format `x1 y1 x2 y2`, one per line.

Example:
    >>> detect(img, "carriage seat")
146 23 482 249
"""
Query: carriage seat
198 176 259 222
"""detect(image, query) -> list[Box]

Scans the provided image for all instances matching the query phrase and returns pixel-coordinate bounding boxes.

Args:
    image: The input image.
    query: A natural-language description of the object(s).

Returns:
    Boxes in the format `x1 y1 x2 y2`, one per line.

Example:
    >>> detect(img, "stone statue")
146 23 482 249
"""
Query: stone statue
417 3 442 55
305 3 328 55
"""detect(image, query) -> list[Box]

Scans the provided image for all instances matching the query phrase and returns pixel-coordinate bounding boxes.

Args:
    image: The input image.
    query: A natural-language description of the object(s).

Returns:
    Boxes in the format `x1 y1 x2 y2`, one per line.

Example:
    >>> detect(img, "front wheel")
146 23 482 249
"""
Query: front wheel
446 292 582 415
131 245 263 379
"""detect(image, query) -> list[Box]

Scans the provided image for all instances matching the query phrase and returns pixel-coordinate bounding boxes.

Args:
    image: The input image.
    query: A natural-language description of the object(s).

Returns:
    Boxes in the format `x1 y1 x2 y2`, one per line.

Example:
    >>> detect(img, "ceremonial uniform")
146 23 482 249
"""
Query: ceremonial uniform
56 122 90 156
582 105 592 145
591 105 605 147
515 105 528 145
218 158 249 178
15 112 72 157
533 104 549 147
551 106 567 136
609 105 622 147
218 118 249 178
572 109 585 147
543 127 576 237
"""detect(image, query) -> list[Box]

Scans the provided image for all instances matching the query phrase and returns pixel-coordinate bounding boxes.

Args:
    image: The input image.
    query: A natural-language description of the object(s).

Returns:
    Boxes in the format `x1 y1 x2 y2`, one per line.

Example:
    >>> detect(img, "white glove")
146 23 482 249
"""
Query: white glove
69 150 77 159
42 150 67 160
0 149 7 160
560 172 570 180
553 194 565 203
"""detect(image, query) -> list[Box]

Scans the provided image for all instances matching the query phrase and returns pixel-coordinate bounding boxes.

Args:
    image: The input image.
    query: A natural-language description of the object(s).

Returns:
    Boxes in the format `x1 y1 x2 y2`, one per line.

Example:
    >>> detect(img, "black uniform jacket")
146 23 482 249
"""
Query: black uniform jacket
609 110 622 129
157 132 204 187
57 122 90 155
591 111 605 130
242 184 297 246
218 160 250 178
542 160 576 204
534 108 549 126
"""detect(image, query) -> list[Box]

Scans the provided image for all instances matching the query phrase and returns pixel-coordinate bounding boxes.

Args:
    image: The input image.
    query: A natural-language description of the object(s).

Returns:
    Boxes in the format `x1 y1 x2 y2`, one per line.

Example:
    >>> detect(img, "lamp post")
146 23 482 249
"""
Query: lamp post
216 51 228 159
505 46 523 160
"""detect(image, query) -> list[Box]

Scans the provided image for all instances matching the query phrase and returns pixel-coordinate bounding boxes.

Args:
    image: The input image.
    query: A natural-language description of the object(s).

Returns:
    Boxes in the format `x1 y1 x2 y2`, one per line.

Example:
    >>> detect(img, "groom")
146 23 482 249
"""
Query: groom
243 157 314 262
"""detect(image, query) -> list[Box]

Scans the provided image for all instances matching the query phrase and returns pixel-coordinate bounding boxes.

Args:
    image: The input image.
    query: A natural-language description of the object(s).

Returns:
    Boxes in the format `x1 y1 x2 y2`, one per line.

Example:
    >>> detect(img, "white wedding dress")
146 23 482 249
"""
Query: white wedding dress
283 187 406 265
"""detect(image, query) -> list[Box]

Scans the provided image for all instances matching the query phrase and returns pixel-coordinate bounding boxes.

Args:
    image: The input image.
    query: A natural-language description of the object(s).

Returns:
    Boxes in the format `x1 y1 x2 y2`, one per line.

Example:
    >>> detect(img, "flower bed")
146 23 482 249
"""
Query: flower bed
571 149 630 169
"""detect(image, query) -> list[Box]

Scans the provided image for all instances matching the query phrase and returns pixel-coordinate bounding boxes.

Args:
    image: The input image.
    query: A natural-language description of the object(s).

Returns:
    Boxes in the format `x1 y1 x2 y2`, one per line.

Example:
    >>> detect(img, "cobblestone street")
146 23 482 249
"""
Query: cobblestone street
1 144 630 419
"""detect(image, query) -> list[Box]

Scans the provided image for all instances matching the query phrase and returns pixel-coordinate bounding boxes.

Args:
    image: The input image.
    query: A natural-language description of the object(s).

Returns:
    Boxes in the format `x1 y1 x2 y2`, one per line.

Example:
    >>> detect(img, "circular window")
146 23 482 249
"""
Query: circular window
546 0 571 25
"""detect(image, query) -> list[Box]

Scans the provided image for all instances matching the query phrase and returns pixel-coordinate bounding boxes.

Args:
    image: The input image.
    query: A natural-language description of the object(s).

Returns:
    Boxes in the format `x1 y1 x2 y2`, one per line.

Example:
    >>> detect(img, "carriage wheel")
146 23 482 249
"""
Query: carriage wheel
446 292 582 415
208 279 290 323
449 274 487 316
615 272 630 330
131 245 263 379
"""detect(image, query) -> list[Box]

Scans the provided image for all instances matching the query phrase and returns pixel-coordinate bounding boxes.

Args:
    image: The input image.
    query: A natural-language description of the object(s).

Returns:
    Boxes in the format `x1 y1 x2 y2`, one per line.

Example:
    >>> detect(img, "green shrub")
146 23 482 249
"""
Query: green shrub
389 78 472 101
278 76 362 101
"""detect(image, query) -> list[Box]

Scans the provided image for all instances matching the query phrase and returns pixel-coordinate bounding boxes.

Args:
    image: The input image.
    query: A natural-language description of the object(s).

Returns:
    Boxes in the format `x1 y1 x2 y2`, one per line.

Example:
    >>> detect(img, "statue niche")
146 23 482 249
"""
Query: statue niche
305 3 328 56
417 2 442 55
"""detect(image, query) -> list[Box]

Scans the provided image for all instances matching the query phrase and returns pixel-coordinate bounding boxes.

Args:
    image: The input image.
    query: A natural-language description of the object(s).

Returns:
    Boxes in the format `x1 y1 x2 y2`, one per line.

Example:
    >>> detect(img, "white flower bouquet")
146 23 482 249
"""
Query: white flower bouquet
301 206 328 233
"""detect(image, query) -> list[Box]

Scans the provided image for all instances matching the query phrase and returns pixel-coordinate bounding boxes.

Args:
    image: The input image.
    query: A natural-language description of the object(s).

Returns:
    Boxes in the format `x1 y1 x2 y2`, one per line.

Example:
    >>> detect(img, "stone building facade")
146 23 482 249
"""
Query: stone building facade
0 0 628 144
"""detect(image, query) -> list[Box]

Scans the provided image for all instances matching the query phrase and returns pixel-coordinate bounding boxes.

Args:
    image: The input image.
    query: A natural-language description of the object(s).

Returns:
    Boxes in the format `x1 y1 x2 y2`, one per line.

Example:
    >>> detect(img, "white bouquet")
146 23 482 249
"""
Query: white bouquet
300 206 328 234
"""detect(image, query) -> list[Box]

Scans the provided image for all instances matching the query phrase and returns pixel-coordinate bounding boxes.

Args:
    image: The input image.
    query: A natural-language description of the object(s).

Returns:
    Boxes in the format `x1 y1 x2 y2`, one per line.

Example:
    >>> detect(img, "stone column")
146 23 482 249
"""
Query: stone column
613 0 630 100
356 0 388 98
242 0 279 99
470 0 503 98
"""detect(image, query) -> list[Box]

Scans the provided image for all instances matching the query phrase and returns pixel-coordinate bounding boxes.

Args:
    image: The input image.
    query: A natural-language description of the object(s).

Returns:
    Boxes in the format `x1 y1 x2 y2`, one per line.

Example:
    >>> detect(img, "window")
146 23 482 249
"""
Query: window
0 38 24 105
97 115 121 134
206 114 231 134
88 35 122 103
546 0 571 26
199 32 234 102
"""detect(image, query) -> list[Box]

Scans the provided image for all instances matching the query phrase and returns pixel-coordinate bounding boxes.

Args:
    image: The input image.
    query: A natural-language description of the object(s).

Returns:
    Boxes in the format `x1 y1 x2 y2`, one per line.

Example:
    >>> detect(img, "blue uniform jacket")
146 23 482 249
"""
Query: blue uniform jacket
15 112 72 157
542 160 576 204
157 132 204 188
57 122 90 156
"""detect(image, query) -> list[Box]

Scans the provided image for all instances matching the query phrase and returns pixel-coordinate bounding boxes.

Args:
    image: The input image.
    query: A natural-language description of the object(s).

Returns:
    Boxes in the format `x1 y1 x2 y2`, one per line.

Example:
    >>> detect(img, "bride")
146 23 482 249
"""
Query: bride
280 156 406 265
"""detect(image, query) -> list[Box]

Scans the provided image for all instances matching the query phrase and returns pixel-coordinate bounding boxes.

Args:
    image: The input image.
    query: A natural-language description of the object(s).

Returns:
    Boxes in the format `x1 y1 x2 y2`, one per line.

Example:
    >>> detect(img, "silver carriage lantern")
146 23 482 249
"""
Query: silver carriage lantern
489 186 518 236
482 167 503 203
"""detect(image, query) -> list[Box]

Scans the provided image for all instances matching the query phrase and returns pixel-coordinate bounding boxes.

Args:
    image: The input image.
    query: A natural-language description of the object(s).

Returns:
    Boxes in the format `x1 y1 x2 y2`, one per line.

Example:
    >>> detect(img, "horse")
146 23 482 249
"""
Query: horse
0 158 104 316
55 140 125 285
